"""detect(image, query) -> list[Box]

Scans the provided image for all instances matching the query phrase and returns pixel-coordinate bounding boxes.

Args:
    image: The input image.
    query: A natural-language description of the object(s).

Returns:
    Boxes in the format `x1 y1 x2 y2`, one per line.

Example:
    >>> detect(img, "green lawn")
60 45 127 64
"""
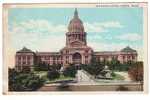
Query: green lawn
33 71 74 84
112 73 125 80
45 74 74 84
33 71 47 77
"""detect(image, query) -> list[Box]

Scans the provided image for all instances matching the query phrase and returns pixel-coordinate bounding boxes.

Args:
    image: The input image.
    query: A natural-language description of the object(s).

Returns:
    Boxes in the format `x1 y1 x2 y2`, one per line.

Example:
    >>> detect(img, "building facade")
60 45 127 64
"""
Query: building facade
15 9 138 71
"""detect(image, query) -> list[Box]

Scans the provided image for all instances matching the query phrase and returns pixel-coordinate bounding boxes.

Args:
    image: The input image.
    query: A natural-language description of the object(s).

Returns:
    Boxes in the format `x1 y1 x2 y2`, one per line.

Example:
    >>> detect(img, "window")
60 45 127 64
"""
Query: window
127 56 130 59
57 57 59 61
85 50 88 53
27 61 30 65
66 50 69 54
66 60 68 64
53 61 56 64
66 56 69 59
53 57 55 61
85 56 88 58
27 56 31 60
23 56 26 60
132 55 135 59
85 60 88 64
23 61 26 65
45 56 49 60
122 56 125 59
18 61 21 65
18 56 21 60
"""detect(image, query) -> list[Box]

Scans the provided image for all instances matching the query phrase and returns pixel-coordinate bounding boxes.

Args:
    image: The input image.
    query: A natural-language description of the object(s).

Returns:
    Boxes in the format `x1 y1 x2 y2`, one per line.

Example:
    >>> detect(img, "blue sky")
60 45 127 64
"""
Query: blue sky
8 7 143 60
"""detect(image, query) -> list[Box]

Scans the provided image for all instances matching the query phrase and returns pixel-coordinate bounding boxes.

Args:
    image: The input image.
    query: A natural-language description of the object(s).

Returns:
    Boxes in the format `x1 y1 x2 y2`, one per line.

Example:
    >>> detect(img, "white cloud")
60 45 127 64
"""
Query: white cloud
84 21 123 33
116 33 142 41
34 36 65 52
8 19 67 53
94 21 123 28
10 19 123 35
10 19 67 35
84 22 106 33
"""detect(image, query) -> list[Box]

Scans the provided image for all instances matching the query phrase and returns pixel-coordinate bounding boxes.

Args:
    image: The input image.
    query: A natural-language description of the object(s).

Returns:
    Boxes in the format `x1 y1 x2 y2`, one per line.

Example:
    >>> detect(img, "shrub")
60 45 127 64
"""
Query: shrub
63 64 77 77
47 70 60 80
128 62 143 82
9 68 45 91
111 71 116 77
34 63 62 71
81 57 105 77
33 63 49 71
107 59 135 71
53 64 62 70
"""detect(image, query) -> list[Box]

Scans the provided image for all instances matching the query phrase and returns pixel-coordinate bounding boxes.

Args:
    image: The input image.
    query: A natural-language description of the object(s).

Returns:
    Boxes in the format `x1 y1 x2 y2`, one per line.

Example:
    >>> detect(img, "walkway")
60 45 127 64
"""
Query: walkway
115 71 131 81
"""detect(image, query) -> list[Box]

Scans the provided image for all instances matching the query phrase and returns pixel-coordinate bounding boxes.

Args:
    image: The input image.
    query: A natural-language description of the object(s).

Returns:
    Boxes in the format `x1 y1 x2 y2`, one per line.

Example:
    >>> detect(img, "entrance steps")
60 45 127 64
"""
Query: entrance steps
75 70 96 84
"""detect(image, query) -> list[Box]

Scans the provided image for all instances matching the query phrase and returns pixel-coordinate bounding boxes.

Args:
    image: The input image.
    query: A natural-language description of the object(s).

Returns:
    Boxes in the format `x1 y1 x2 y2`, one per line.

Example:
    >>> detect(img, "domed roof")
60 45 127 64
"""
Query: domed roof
68 8 84 33
121 46 136 52
17 47 33 53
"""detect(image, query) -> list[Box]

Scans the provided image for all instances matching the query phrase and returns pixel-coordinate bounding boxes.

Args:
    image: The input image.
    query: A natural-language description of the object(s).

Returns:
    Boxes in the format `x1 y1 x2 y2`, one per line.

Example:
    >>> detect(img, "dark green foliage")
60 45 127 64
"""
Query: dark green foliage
46 64 61 80
63 64 77 77
34 62 62 71
128 61 143 82
81 56 105 77
48 64 62 71
107 59 135 71
34 62 49 71
9 68 45 91
111 71 116 77
82 64 104 76
107 58 120 70
47 70 60 80
54 64 62 70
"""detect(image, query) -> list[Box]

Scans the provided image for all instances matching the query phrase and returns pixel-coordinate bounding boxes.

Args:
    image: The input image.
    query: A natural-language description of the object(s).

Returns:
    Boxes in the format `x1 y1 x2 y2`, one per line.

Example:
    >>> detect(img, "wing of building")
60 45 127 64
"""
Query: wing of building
15 9 138 71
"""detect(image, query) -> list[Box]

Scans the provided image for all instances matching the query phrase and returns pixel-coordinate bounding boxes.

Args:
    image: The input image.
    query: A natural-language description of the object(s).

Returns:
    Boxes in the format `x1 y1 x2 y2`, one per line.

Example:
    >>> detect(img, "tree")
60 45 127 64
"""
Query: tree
48 64 62 71
63 64 77 77
9 68 45 91
107 58 120 70
46 64 61 80
82 56 105 77
34 62 62 71
47 70 60 80
128 61 143 82
34 62 49 71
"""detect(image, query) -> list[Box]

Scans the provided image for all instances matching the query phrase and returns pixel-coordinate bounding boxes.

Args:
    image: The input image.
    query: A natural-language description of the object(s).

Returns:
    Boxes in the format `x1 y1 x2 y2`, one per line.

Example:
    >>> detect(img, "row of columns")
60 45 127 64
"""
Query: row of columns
16 55 34 66
67 34 86 45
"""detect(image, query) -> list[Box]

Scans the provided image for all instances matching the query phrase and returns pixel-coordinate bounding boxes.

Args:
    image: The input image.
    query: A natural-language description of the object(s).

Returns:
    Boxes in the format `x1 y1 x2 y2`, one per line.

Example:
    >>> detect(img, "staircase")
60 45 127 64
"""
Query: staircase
76 70 96 84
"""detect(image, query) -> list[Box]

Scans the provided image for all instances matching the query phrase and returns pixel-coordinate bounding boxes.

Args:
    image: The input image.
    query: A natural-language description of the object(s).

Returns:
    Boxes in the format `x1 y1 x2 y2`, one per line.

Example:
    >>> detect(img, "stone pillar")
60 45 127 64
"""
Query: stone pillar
118 55 123 64
135 55 137 62
82 54 85 64
125 55 127 63
69 55 72 64
20 56 23 71
31 56 33 66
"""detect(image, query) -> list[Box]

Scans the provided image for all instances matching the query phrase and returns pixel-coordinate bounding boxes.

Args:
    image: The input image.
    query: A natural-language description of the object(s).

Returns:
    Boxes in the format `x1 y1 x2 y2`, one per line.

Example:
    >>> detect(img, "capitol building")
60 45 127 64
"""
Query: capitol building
15 9 138 71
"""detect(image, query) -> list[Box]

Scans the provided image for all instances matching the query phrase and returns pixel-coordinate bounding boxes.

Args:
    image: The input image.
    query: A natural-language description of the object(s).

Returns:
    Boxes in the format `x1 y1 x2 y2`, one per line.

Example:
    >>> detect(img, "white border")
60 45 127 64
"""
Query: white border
2 2 148 95
0 1 150 100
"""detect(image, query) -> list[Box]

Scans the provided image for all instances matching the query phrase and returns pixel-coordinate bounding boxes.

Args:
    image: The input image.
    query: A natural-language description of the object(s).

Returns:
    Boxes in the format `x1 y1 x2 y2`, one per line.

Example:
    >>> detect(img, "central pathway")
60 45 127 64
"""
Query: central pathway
115 72 131 81
75 70 97 85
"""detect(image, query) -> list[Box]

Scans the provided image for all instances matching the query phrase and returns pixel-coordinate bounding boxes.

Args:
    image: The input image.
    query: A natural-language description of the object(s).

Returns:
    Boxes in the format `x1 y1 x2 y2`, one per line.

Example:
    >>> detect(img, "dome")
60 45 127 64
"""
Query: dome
68 9 84 33
121 46 136 52
17 47 33 53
